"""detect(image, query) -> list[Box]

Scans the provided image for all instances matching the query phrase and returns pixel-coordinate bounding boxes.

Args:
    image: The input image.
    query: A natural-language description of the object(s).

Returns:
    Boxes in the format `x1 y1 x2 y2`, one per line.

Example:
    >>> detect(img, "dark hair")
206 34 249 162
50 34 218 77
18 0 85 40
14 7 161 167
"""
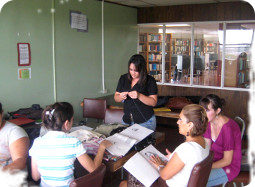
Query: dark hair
199 94 225 112
127 54 148 85
182 104 208 137
42 102 74 131
0 102 2 113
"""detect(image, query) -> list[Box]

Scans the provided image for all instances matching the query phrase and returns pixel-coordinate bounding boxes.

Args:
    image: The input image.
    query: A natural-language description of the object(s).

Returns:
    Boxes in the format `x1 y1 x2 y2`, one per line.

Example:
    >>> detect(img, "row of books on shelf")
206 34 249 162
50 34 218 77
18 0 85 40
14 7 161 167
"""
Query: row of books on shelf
239 58 249 70
175 39 190 46
149 63 162 70
148 34 162 42
149 44 162 51
238 71 249 84
149 54 162 61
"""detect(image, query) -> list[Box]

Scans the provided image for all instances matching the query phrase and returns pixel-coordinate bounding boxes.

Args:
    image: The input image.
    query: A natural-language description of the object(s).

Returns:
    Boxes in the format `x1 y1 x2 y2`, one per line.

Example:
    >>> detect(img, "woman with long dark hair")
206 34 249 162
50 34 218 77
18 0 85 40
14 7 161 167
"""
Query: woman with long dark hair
114 54 158 130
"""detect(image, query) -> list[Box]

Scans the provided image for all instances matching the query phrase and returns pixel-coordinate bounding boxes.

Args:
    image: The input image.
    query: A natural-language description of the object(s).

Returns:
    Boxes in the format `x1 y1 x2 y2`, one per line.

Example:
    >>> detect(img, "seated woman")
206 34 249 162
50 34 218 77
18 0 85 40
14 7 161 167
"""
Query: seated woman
200 94 241 186
29 102 112 187
120 104 209 187
0 102 30 172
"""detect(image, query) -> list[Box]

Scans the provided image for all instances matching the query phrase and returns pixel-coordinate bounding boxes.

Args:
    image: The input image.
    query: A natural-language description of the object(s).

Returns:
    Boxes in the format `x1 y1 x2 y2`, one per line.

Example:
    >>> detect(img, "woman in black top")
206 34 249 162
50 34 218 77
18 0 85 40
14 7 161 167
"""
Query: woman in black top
114 54 158 130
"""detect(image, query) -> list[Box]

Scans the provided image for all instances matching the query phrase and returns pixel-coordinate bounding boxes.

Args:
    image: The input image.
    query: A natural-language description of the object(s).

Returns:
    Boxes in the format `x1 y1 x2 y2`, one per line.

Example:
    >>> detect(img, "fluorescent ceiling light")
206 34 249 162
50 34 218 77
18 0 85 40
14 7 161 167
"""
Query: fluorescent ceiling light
158 24 190 27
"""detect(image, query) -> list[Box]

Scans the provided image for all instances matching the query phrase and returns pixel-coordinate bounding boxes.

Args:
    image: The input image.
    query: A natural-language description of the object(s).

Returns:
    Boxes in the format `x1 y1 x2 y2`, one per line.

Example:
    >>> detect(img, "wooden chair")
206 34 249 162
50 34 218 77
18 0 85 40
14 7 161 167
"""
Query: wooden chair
104 108 124 124
70 164 106 187
82 98 106 122
187 151 214 187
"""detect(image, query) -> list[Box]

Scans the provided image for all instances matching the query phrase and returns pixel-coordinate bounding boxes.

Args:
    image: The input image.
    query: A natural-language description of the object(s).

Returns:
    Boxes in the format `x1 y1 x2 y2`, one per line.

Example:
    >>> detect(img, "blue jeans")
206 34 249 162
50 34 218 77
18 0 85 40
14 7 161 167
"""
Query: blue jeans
122 115 156 131
207 168 228 187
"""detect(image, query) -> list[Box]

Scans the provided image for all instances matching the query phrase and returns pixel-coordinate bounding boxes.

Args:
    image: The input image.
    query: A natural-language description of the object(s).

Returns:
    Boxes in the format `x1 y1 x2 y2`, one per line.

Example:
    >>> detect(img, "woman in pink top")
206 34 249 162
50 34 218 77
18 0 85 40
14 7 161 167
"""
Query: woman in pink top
200 94 241 186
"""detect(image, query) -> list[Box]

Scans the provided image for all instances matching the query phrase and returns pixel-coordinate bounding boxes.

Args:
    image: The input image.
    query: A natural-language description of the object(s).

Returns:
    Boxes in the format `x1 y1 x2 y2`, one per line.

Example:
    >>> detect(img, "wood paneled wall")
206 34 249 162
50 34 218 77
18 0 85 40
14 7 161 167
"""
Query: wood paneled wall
158 85 250 132
138 1 255 23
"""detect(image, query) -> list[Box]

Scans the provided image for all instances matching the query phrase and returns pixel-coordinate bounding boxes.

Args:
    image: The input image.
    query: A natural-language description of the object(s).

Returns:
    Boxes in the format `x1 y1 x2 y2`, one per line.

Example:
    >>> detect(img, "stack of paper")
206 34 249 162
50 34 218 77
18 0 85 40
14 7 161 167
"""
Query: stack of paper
106 124 154 156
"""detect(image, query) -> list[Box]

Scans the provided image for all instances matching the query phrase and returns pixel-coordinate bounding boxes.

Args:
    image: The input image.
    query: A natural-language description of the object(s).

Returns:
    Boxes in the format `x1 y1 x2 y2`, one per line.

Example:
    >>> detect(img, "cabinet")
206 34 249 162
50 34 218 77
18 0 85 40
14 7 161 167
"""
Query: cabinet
138 33 171 82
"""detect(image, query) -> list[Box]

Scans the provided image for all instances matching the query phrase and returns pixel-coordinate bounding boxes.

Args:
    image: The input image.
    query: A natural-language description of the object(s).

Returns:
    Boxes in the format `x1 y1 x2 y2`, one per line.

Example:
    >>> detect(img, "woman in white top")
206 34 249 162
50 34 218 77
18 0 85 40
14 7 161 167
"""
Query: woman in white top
0 102 29 172
150 104 209 187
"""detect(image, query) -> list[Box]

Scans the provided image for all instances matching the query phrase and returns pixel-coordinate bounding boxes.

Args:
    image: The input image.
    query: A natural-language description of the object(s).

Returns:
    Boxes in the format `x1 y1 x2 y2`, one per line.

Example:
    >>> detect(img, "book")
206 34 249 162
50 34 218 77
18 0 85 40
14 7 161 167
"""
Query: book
106 124 154 157
123 144 168 187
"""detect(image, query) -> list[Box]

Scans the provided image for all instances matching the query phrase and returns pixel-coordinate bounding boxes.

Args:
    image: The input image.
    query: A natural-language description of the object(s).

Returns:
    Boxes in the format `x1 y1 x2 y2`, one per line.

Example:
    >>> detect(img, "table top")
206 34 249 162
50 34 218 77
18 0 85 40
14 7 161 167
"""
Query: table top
154 111 180 119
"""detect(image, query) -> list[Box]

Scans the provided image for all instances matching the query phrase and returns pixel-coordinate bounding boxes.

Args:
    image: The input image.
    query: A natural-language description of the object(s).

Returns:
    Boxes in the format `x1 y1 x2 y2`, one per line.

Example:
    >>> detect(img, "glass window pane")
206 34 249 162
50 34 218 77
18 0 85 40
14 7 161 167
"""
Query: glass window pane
164 25 191 84
193 23 221 87
224 22 254 88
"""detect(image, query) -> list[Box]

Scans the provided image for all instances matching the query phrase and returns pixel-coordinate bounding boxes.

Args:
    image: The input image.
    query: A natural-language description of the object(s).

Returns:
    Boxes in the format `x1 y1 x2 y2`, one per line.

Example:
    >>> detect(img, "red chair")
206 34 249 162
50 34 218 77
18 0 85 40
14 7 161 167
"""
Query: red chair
70 164 106 187
187 151 214 187
104 108 124 124
82 98 106 122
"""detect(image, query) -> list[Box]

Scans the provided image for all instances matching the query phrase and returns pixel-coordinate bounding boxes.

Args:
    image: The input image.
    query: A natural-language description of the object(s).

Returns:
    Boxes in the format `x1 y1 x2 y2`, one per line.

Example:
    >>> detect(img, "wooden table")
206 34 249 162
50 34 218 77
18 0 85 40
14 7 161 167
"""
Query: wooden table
154 111 180 119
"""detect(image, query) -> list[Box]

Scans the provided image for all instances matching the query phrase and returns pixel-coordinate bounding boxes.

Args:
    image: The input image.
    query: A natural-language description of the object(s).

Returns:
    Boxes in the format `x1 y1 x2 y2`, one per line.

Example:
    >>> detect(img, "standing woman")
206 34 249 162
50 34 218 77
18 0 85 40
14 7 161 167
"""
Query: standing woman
200 94 241 186
0 102 29 172
114 54 158 130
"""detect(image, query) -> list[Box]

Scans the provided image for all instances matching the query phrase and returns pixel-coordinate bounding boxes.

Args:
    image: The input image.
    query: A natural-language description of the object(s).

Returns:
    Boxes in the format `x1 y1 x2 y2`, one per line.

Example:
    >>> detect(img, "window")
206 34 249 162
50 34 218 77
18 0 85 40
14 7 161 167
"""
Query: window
138 21 254 90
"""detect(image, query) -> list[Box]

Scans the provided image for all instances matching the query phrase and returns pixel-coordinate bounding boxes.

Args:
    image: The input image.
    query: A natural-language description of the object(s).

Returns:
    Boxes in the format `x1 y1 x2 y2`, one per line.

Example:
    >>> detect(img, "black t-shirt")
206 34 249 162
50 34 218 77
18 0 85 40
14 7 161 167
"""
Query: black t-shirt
116 73 158 124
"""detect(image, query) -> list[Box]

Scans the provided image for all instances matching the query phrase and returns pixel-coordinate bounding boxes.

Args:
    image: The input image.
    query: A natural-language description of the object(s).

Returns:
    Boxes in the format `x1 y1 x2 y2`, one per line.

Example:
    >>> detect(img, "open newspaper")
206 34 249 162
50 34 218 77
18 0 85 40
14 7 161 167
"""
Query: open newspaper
106 124 154 156
123 144 168 187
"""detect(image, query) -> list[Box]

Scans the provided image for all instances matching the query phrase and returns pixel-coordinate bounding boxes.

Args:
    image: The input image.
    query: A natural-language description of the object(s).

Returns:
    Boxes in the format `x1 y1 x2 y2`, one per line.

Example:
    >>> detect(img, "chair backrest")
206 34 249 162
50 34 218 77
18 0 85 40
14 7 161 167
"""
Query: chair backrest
82 98 106 120
187 151 214 187
234 116 246 139
69 164 106 187
104 108 124 124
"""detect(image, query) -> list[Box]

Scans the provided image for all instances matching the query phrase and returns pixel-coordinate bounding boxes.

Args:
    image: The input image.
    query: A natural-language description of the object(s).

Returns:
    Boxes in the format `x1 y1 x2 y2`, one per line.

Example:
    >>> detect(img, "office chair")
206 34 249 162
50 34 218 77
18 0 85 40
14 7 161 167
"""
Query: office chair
187 151 214 187
70 164 106 187
104 108 124 124
82 98 106 122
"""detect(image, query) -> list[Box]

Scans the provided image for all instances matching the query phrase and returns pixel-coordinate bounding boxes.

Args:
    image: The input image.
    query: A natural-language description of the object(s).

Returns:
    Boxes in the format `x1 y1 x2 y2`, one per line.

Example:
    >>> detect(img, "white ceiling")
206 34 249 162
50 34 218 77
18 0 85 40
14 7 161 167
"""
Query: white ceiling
104 0 242 8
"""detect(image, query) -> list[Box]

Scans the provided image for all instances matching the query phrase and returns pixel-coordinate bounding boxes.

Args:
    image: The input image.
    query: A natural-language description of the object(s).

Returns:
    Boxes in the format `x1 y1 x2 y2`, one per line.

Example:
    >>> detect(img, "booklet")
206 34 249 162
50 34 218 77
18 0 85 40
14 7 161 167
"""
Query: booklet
106 124 154 156
123 144 168 187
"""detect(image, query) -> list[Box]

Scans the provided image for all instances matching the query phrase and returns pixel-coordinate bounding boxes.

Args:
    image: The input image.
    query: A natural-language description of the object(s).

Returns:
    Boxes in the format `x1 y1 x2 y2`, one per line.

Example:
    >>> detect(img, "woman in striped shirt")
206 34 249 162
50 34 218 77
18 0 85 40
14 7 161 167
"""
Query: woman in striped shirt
29 102 111 187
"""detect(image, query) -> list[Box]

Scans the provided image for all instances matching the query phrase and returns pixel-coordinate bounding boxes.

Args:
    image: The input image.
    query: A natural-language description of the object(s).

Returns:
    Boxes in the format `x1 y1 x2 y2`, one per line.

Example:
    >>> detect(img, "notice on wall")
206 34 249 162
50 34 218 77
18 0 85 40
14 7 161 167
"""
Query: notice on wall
70 10 88 32
18 68 31 80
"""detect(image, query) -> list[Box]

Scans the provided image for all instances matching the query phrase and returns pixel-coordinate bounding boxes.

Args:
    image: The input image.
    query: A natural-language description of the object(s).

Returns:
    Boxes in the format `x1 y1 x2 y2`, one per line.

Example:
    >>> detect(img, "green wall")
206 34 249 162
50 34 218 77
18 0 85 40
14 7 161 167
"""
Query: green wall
0 0 137 121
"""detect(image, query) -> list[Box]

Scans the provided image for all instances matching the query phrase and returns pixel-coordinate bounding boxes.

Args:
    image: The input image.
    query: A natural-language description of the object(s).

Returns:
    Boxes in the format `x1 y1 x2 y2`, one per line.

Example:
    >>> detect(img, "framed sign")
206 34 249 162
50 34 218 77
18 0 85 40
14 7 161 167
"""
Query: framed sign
17 43 31 66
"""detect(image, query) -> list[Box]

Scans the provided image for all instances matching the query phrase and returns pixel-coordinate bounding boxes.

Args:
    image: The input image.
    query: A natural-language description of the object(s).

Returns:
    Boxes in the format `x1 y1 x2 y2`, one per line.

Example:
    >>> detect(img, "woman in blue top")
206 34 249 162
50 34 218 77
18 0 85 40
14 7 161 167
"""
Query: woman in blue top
114 54 158 130
29 102 111 187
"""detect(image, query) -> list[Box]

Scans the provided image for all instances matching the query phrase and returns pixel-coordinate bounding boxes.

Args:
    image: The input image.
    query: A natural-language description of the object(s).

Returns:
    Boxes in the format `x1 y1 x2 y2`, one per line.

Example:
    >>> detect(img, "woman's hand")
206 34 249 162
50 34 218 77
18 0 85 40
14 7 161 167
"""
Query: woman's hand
99 140 112 150
128 91 139 99
149 155 165 169
120 92 128 100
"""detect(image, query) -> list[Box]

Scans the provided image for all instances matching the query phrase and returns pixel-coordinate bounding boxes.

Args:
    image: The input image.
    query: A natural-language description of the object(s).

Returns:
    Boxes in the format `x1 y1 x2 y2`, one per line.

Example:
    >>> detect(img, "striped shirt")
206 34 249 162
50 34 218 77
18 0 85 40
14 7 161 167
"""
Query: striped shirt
29 131 86 187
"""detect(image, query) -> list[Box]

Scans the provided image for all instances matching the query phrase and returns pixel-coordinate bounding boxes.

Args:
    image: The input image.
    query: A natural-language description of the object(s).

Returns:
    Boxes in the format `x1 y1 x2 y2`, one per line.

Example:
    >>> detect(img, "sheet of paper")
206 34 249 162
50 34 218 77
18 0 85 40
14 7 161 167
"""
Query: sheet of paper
124 152 159 187
120 124 153 144
140 144 169 163
106 133 137 156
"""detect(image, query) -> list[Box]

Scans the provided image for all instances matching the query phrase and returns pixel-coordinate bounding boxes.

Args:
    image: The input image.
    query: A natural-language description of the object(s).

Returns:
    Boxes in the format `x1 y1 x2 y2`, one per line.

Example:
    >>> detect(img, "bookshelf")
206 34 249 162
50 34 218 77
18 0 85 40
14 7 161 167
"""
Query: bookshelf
139 33 171 82
237 52 249 88
204 41 219 54
171 38 190 55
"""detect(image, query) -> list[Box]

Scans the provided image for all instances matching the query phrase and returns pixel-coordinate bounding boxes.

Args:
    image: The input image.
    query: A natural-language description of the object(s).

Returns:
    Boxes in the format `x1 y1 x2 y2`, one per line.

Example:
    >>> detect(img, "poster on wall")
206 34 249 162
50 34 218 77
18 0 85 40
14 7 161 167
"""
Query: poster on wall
70 10 88 32
18 68 31 80
17 43 31 66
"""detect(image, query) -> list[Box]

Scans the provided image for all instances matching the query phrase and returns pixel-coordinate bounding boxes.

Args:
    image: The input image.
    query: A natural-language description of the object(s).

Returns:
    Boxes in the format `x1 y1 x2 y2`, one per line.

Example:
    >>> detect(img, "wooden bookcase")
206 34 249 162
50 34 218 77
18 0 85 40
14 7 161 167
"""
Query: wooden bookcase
236 52 249 88
139 33 171 82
